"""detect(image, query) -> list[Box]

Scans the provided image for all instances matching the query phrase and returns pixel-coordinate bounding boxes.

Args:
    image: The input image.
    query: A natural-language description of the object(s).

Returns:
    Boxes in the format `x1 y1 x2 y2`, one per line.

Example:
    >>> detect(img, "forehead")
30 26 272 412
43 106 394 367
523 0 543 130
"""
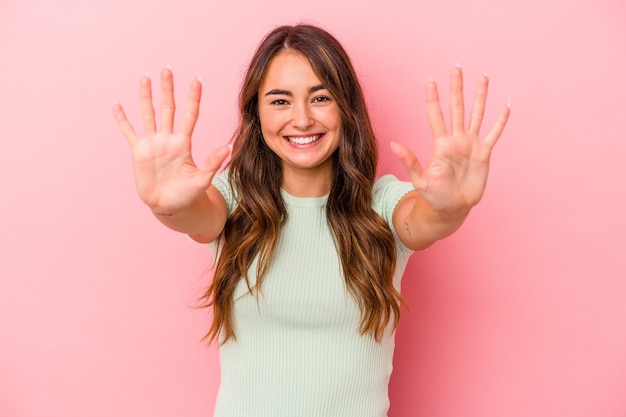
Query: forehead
259 50 322 91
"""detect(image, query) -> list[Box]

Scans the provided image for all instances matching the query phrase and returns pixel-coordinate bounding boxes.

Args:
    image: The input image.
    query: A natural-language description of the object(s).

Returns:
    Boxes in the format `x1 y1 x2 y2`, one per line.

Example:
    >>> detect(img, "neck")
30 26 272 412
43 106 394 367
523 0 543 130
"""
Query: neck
281 167 332 197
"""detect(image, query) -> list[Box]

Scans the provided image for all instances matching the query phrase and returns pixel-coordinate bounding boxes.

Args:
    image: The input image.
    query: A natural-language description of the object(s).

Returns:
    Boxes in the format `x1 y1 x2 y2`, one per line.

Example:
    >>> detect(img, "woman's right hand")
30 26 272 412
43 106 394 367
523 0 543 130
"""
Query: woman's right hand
112 67 230 216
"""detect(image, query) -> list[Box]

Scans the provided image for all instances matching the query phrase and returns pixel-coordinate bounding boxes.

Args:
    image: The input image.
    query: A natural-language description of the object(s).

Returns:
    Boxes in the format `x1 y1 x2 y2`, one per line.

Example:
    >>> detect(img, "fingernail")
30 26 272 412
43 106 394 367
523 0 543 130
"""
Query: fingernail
111 99 119 105
195 75 203 82
481 70 488 78
452 61 461 68
226 143 233 153
390 141 399 153
164 63 172 69
426 74 435 82
505 101 511 108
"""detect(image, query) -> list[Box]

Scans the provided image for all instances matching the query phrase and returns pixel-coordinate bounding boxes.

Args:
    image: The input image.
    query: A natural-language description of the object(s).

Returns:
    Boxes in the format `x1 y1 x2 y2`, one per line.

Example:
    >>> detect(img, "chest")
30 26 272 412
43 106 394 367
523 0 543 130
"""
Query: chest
231 205 361 330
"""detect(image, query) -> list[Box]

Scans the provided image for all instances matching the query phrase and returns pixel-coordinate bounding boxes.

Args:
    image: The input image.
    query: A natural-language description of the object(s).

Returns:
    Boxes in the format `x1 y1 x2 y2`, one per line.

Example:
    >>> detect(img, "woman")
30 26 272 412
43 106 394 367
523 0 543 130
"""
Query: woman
113 24 509 417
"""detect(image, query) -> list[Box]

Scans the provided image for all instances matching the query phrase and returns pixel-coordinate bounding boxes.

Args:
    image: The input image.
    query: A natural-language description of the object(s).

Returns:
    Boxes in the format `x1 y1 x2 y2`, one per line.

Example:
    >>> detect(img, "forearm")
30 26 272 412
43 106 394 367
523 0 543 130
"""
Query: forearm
151 187 227 243
394 192 470 251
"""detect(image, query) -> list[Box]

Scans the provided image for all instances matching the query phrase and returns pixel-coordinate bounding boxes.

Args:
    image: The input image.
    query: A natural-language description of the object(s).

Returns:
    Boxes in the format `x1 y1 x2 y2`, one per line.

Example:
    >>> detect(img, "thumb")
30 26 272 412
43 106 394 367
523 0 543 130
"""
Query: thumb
197 144 232 189
390 142 427 191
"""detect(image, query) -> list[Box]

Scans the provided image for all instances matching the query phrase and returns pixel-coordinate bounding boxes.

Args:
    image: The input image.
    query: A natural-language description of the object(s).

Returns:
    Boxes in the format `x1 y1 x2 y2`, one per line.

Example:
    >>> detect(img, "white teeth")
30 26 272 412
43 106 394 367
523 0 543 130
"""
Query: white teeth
287 135 321 145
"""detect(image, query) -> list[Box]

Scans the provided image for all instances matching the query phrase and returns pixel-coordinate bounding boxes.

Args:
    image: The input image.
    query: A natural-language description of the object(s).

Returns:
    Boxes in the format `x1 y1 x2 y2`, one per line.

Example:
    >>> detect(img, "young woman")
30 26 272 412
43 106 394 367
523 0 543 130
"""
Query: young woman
113 24 509 417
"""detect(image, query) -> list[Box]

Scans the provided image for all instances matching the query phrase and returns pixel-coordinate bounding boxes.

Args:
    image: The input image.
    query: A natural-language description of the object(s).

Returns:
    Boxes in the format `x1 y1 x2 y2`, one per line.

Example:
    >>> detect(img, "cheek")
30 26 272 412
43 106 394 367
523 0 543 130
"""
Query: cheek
257 110 269 132
327 108 342 130
312 108 341 130
259 112 286 135
329 116 343 134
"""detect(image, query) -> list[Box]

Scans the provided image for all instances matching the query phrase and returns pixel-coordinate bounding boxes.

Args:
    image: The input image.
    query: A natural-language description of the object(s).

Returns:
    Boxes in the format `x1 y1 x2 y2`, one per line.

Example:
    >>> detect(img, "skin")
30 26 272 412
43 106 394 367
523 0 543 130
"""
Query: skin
257 51 343 197
112 69 229 243
391 67 510 250
112 61 510 249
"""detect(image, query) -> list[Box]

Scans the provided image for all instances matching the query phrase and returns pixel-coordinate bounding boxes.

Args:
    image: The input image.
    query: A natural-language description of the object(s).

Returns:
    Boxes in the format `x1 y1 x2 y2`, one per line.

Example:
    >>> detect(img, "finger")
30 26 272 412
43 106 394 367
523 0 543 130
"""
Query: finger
197 145 232 189
160 67 175 133
179 76 202 137
112 102 139 147
484 102 511 149
140 74 156 135
426 77 447 139
390 142 427 191
450 64 465 134
468 73 488 135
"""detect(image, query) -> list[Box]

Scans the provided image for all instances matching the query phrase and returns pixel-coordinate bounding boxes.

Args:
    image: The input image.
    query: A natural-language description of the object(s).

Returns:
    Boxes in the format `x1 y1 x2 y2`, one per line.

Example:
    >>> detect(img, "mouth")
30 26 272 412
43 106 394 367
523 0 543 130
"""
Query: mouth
285 134 322 145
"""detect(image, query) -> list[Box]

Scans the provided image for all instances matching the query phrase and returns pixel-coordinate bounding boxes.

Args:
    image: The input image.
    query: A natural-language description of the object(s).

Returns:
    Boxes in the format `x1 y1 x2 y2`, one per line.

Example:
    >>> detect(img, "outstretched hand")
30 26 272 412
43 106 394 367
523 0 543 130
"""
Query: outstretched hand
391 65 510 216
112 68 230 215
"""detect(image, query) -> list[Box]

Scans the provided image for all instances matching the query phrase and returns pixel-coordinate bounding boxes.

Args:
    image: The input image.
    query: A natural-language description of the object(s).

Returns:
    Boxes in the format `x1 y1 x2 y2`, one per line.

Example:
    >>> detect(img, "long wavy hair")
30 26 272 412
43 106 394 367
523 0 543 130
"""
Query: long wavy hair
202 24 404 343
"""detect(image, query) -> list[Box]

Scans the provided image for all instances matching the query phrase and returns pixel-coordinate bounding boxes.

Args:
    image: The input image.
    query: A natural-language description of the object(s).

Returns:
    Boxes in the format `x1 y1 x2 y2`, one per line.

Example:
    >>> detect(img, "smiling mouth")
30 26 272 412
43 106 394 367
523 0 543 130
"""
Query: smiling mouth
286 134 322 145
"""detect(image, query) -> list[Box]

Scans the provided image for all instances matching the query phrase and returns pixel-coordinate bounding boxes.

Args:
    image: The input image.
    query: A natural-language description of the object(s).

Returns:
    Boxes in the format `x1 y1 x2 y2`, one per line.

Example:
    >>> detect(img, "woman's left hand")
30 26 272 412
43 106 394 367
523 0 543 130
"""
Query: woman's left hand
391 65 510 216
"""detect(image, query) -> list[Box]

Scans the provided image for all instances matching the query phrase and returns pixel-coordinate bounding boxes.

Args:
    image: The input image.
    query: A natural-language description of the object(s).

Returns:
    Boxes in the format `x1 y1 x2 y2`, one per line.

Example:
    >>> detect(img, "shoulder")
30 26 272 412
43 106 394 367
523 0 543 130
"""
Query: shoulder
372 175 414 221
373 175 415 255
212 169 237 216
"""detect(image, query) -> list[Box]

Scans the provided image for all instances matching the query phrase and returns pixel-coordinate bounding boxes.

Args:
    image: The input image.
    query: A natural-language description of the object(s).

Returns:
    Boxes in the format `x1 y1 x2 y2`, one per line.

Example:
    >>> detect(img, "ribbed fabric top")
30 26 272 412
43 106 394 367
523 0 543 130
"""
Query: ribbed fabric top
210 172 413 417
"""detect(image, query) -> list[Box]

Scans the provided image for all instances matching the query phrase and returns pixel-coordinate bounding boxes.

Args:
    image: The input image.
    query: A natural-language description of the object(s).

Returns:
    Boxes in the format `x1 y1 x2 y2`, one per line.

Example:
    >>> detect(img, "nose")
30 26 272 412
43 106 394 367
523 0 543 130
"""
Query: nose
290 103 314 130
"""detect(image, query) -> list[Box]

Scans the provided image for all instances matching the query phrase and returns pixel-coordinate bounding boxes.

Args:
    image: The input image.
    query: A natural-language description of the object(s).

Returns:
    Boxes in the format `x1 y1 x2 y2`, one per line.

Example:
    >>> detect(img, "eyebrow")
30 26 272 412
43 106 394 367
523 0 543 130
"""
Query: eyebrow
264 84 326 96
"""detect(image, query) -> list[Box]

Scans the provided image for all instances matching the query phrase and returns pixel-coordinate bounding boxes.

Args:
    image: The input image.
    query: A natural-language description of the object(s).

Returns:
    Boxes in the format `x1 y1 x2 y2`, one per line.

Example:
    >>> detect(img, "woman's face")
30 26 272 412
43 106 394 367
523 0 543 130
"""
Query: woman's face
257 50 342 189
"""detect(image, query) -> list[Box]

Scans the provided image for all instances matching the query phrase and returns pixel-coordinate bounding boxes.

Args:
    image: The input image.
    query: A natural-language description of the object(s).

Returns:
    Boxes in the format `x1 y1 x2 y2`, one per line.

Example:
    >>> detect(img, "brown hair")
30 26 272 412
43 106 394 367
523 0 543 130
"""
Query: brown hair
203 24 404 343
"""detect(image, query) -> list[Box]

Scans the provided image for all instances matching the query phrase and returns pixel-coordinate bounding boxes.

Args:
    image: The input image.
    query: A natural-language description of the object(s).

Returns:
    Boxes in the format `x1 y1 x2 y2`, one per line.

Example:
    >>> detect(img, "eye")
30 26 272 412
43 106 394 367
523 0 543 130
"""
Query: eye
270 99 289 106
312 96 331 103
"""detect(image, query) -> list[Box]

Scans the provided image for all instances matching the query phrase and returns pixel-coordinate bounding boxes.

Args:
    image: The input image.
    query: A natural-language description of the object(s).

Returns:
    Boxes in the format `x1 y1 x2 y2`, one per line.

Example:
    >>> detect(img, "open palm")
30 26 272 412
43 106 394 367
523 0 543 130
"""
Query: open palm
392 66 510 214
112 68 230 215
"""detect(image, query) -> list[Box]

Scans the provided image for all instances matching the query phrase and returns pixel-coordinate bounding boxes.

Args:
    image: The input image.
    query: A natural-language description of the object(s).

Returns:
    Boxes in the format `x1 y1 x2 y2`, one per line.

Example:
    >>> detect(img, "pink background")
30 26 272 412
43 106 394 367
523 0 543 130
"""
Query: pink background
1 0 625 416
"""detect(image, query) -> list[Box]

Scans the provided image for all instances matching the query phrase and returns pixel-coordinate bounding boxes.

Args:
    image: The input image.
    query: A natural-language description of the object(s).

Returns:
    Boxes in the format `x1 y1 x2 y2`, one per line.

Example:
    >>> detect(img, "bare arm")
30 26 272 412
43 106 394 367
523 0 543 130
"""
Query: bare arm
391 66 510 250
151 185 228 243
112 68 230 243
